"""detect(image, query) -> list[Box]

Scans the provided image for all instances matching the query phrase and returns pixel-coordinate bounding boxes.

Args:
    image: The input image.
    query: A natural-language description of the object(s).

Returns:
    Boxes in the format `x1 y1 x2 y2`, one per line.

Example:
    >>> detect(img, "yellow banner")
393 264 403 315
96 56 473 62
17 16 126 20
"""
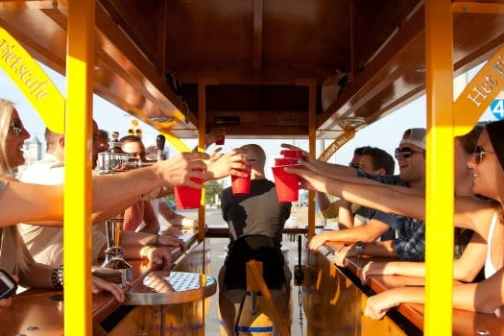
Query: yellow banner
162 131 191 152
453 44 504 135
0 27 65 133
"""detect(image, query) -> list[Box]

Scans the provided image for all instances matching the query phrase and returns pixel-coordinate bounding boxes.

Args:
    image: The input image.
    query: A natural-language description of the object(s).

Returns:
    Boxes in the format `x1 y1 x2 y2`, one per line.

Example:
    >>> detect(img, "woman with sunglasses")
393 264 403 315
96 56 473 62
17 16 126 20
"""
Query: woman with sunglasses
364 121 504 319
0 99 247 306
287 120 504 318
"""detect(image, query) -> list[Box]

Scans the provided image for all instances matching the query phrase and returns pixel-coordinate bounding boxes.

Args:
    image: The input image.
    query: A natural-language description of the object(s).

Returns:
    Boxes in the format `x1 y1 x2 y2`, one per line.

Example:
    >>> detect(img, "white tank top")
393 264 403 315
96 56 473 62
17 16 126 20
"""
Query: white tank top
484 213 502 317
485 214 499 279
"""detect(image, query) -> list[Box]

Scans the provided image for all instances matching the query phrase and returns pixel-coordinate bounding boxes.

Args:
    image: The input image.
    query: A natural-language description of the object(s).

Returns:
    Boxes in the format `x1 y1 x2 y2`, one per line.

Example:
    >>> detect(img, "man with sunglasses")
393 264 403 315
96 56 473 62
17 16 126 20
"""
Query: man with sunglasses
17 125 186 269
297 128 427 262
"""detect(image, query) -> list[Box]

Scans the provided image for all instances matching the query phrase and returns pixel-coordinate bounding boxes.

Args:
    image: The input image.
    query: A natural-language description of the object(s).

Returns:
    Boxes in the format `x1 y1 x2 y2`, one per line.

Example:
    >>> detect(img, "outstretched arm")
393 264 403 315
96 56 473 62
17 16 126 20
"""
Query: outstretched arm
361 234 487 283
365 269 504 320
0 153 208 228
286 166 493 235
309 219 390 250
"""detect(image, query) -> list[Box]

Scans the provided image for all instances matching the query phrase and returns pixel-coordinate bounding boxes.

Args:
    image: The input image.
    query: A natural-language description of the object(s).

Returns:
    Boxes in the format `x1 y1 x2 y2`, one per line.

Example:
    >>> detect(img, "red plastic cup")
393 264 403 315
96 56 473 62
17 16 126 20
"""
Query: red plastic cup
272 166 299 202
231 165 251 195
275 158 298 166
174 177 203 209
281 149 304 159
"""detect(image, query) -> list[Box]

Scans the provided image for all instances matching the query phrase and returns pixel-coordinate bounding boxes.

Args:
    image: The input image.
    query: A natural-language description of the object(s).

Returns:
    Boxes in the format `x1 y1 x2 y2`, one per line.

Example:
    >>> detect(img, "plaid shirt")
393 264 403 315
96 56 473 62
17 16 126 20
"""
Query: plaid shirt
394 221 425 260
374 212 425 261
357 171 425 261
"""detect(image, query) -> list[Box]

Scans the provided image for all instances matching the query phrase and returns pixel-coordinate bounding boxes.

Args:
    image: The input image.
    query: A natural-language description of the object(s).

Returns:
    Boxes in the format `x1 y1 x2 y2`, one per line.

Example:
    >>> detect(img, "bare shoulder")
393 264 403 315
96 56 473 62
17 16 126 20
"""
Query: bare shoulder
456 196 500 236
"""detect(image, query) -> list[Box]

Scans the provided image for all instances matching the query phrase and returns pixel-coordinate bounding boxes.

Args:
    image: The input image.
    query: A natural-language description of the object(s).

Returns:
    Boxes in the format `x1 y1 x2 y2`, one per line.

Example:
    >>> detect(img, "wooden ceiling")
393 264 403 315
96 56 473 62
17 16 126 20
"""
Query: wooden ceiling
1 1 504 139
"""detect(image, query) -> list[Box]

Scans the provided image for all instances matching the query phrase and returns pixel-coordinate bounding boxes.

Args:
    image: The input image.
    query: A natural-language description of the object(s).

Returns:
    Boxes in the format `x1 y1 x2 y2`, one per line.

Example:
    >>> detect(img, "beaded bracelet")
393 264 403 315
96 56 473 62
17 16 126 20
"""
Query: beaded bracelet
51 265 64 290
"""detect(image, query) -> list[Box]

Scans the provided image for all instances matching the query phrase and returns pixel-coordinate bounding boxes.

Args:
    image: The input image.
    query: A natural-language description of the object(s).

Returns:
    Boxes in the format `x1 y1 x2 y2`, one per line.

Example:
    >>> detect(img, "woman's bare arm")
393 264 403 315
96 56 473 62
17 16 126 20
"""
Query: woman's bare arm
286 166 494 235
366 269 504 320
362 234 487 283
0 153 207 228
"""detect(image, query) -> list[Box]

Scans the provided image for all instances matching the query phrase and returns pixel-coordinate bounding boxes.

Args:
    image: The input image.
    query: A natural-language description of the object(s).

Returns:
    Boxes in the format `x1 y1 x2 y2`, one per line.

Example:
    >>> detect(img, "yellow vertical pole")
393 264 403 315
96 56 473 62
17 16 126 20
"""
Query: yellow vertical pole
197 83 207 336
198 83 206 242
308 83 317 239
425 1 454 335
64 1 95 336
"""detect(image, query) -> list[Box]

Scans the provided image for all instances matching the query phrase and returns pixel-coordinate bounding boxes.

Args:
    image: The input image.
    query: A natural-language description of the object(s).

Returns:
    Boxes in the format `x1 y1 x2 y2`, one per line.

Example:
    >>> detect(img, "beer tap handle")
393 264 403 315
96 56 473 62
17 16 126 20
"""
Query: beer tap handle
156 134 166 160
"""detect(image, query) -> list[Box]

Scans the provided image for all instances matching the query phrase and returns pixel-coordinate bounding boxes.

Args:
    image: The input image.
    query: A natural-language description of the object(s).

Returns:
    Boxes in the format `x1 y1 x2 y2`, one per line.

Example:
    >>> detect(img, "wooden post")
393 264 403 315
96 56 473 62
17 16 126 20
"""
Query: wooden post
64 1 95 335
308 83 317 239
424 1 454 335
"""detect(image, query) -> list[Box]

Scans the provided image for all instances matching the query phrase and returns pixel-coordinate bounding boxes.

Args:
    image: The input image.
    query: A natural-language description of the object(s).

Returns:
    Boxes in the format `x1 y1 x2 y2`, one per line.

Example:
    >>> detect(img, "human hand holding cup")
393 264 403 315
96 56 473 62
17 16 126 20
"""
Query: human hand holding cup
231 164 251 195
205 149 248 180
157 152 208 189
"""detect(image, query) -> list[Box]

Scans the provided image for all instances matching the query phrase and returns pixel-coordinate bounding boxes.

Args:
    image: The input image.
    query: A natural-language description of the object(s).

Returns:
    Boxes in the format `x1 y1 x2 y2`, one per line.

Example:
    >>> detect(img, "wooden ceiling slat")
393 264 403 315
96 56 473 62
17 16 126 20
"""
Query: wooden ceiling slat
318 4 504 138
3 1 504 139
252 0 263 71
317 4 425 132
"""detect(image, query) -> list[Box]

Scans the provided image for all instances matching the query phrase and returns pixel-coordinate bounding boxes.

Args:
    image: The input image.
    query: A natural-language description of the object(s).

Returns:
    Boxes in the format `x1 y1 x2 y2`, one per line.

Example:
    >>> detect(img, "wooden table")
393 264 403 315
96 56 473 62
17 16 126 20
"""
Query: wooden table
323 242 504 336
0 231 199 336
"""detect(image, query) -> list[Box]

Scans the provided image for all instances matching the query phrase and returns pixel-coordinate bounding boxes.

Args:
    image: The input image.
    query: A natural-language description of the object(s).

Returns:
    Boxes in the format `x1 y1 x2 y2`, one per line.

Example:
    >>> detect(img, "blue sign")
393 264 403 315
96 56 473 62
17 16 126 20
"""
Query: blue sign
490 99 504 120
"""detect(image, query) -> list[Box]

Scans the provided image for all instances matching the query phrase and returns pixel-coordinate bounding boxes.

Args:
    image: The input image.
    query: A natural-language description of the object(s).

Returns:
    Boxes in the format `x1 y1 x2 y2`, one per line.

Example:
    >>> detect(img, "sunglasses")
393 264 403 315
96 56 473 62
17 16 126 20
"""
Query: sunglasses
394 147 422 160
473 145 495 165
9 120 23 136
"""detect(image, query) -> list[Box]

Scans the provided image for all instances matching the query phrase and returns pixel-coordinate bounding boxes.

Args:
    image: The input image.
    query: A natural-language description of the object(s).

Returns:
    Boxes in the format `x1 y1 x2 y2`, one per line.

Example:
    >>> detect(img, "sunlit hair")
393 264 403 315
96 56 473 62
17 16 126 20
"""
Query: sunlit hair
0 99 16 174
0 99 28 271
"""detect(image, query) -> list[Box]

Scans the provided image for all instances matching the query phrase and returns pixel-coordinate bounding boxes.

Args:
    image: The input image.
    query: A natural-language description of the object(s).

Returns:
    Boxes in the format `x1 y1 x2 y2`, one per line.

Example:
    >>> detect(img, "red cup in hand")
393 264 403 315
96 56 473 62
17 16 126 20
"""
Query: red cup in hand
272 166 300 202
174 171 203 209
280 149 304 159
275 158 298 166
231 165 251 195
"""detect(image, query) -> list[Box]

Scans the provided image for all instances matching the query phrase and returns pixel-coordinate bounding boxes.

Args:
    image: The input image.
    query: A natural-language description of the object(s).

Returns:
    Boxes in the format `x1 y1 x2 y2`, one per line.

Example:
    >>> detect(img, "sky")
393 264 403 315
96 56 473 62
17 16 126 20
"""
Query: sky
0 61 499 179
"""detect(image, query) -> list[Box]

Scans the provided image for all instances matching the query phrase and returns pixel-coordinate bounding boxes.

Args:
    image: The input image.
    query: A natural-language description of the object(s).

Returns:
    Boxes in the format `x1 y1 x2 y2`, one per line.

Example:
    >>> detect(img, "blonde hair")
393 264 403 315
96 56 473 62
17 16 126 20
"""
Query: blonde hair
0 99 16 174
0 99 28 271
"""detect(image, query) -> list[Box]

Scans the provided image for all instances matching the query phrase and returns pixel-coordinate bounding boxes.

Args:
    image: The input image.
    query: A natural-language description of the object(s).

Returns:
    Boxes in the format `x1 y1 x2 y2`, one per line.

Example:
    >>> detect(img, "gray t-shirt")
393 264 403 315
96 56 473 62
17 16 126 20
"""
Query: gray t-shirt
221 179 291 246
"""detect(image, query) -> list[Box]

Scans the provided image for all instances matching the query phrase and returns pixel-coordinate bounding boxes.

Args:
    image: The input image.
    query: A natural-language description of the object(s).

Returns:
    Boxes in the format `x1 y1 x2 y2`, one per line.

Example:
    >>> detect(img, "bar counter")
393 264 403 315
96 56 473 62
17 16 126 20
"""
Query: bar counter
0 231 199 336
308 242 504 336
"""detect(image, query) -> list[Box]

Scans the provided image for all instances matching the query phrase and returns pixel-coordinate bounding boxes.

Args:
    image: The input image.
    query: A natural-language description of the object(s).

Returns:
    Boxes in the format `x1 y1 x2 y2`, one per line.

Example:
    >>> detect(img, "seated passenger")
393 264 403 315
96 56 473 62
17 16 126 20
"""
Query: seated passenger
296 129 426 260
360 120 504 319
359 125 487 283
318 146 395 229
119 135 197 234
218 144 292 335
317 146 371 227
0 100 124 304
0 99 247 306
18 127 180 268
